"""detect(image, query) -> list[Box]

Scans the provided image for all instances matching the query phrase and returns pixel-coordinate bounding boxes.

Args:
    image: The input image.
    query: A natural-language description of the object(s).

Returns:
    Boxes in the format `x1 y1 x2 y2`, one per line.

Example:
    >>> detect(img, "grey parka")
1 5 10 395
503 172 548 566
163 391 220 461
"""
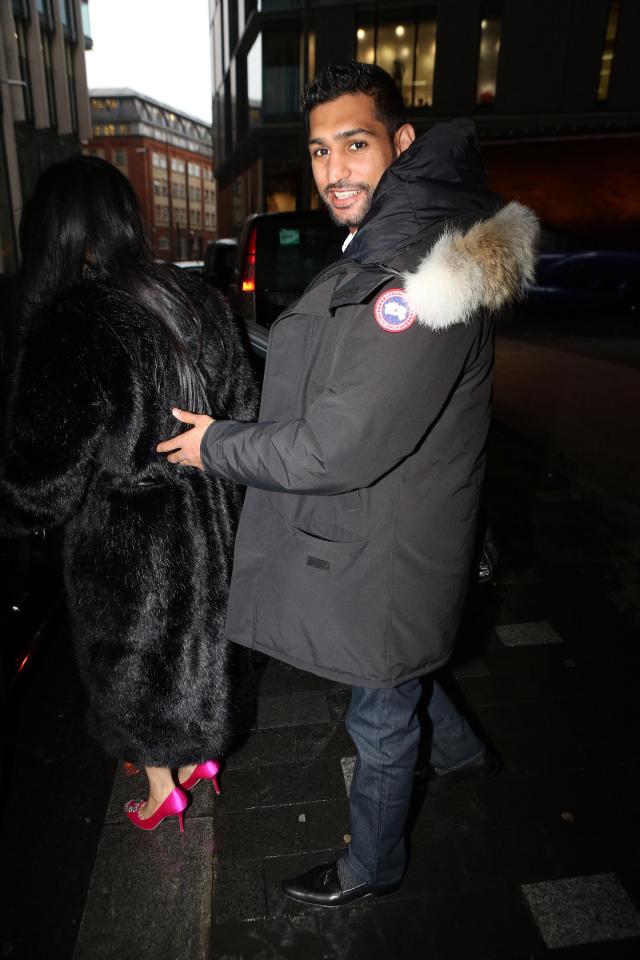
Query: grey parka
202 120 539 687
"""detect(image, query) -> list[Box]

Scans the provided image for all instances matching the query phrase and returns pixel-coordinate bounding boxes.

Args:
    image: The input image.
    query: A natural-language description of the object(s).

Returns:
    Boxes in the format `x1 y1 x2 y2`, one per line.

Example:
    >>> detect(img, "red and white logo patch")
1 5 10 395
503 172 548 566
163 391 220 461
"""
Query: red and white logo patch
374 289 417 333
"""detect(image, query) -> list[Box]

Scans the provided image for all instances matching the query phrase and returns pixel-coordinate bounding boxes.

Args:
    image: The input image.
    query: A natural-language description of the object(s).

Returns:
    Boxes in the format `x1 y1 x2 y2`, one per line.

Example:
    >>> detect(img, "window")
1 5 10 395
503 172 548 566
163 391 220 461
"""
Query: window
188 162 201 177
65 42 78 131
41 30 56 127
263 24 301 116
14 19 33 121
113 148 127 167
598 0 620 102
356 12 437 108
247 33 262 129
171 157 185 173
476 4 502 105
152 152 168 169
158 236 170 250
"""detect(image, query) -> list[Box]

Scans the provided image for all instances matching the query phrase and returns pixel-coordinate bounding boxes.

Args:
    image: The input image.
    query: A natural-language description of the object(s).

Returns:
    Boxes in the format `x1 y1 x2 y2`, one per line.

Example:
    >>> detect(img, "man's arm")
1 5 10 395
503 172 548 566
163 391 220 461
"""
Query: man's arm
157 291 483 494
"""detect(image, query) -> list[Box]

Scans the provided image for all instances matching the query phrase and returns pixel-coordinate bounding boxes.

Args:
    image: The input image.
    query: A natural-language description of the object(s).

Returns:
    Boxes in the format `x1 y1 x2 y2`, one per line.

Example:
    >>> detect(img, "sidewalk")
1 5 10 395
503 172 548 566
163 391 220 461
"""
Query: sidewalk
2 417 639 959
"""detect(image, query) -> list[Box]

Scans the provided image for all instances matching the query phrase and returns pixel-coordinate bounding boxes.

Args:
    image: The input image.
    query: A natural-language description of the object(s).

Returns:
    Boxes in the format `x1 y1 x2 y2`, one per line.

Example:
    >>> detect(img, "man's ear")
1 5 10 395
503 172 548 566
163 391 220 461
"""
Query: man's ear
394 123 416 157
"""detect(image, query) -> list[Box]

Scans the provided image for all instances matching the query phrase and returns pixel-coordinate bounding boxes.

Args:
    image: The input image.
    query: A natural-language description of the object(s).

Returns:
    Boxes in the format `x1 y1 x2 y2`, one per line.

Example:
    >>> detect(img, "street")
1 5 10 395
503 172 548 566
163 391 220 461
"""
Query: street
1 320 639 959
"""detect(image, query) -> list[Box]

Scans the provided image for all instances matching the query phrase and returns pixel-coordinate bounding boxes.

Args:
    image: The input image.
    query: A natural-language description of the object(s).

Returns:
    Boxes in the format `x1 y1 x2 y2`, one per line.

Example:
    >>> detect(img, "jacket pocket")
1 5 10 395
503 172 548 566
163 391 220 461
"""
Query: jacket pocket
261 520 390 683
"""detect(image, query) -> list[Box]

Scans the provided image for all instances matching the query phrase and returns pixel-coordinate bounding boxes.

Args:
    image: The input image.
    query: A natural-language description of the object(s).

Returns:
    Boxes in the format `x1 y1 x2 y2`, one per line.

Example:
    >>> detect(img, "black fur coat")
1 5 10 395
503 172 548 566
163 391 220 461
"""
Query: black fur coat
0 273 258 766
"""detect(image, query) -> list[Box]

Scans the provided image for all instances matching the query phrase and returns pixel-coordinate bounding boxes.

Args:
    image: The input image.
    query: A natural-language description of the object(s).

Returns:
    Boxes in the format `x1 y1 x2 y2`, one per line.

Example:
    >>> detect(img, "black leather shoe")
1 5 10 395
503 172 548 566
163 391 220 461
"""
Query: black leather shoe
281 860 398 907
424 749 501 794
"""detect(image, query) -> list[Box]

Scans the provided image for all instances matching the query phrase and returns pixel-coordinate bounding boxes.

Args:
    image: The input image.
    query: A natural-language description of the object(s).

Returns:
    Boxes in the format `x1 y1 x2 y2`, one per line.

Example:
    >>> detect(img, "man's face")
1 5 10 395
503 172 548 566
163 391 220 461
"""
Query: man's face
307 92 398 231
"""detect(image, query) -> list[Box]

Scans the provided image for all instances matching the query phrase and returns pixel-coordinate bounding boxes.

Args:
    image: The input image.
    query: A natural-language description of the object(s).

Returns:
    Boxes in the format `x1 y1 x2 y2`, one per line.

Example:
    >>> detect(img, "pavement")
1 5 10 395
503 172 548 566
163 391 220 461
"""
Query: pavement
2 335 640 960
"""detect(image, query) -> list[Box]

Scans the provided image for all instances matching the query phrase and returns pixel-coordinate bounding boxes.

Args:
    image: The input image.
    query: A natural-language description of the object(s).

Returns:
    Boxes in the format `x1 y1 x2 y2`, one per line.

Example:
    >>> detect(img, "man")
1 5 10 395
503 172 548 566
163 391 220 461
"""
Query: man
157 62 537 905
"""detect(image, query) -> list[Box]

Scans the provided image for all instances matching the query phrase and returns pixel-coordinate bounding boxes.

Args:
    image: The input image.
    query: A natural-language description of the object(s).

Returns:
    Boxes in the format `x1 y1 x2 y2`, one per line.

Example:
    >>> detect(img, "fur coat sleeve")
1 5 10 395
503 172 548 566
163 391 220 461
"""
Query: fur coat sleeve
0 298 111 536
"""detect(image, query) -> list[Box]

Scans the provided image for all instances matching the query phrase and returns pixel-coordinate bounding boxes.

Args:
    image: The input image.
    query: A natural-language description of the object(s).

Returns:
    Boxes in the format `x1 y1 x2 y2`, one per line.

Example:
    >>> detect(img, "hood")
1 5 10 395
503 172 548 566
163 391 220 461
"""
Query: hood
347 119 540 330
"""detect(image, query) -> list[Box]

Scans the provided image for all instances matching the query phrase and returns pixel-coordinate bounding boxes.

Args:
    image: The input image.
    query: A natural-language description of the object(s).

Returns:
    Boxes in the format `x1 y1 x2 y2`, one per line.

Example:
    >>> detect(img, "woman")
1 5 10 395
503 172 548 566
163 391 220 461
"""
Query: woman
0 156 258 831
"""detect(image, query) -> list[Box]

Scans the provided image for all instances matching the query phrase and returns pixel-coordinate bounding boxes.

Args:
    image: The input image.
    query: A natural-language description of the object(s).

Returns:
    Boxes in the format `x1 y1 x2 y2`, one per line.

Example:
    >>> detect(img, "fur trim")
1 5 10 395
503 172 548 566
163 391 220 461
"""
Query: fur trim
403 201 540 331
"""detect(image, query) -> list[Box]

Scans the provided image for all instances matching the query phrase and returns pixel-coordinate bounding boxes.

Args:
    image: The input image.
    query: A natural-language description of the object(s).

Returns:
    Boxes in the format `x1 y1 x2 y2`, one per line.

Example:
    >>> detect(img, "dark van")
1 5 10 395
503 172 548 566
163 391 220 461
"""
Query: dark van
227 211 344 357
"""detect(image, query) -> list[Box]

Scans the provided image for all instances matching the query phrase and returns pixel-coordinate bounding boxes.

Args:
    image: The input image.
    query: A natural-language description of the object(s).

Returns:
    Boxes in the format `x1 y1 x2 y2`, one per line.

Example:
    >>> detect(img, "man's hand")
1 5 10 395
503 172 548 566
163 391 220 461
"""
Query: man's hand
156 408 215 470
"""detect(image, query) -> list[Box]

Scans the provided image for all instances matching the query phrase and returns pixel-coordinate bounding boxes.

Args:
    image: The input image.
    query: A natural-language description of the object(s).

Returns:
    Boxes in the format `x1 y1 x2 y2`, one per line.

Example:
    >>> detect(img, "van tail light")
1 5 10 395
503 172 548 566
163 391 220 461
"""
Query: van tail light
241 225 257 292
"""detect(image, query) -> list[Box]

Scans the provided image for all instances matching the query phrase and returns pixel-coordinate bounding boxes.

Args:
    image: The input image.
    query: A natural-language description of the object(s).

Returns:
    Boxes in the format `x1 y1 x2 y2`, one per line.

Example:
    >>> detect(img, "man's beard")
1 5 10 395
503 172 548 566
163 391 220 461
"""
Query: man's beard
323 181 374 229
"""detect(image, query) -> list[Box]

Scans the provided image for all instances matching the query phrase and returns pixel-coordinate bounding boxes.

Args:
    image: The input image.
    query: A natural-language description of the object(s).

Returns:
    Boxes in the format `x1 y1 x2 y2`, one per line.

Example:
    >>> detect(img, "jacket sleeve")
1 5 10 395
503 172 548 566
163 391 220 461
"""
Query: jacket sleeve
0 303 110 536
200 289 485 494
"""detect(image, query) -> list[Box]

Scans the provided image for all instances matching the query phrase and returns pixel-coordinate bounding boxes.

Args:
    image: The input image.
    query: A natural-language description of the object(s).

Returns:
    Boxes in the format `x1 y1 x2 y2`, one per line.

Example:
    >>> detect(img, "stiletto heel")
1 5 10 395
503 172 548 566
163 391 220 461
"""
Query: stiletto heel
125 787 188 832
180 759 221 794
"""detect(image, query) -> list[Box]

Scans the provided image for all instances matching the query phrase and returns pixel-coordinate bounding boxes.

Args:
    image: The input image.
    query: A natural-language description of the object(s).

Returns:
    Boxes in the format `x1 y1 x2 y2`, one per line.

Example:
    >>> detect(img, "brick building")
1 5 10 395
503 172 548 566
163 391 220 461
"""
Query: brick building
87 89 216 261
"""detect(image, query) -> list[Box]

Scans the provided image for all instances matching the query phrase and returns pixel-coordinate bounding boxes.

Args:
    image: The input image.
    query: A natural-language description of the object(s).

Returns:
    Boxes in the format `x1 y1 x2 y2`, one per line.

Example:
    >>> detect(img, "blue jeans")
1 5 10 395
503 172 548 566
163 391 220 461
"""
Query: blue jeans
344 676 485 887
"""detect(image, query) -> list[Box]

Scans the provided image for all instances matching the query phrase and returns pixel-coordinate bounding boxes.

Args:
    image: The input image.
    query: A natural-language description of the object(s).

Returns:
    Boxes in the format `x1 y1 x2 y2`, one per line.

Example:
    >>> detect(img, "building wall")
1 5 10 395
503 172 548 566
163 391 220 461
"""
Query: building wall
0 0 91 274
86 91 217 261
210 0 640 245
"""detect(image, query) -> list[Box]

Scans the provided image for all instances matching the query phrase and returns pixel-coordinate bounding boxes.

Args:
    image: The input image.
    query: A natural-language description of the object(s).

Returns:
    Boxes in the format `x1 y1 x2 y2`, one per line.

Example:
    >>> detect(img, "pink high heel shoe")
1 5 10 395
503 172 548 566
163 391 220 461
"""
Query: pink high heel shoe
179 759 221 795
125 787 188 833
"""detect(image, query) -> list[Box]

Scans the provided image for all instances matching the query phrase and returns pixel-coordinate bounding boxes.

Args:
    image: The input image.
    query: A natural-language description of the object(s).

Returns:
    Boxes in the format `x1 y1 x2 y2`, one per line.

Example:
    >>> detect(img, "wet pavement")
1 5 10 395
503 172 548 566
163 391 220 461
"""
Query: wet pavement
2 351 640 959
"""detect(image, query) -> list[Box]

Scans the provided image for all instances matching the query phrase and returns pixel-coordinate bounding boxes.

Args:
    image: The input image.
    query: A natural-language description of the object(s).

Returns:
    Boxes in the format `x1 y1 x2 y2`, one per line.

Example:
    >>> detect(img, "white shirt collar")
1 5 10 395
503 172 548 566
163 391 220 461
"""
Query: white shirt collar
342 231 355 253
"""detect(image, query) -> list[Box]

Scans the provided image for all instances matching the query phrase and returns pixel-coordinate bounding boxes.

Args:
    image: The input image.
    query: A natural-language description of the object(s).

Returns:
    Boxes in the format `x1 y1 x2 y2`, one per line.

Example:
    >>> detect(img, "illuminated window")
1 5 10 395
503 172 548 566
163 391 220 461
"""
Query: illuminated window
356 12 437 108
476 5 502 106
598 0 620 101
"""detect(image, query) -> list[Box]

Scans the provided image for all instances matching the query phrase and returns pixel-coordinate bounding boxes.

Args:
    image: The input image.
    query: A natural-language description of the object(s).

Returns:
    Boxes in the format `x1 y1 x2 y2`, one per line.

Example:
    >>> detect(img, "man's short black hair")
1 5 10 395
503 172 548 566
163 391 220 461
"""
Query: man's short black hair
301 61 407 137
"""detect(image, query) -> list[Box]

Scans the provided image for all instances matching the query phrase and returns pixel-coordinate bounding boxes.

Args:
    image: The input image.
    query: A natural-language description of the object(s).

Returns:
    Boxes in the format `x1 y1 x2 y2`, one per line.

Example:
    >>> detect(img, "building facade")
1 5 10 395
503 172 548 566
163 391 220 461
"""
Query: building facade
87 90 217 261
0 0 91 274
210 0 640 246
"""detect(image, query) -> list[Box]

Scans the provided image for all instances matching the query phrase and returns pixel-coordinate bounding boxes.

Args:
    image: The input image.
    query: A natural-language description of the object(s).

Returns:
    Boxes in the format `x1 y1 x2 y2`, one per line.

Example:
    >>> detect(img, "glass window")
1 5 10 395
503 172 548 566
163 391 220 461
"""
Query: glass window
41 31 56 127
415 20 437 108
263 24 301 117
356 12 436 108
247 33 262 129
113 148 127 167
598 0 620 102
65 42 78 131
476 7 502 105
213 4 224 89
14 19 33 121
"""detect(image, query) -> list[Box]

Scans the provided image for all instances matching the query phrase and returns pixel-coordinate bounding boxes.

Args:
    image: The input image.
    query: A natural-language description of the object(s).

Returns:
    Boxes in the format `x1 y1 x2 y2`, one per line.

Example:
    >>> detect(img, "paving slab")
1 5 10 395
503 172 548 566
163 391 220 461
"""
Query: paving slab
522 873 640 949
73 818 214 960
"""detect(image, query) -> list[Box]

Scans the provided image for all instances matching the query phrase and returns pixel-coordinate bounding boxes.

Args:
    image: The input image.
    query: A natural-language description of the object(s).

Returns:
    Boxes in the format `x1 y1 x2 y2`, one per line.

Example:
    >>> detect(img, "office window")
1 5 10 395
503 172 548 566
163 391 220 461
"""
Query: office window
188 162 201 177
171 157 185 173
247 33 262 129
41 30 57 127
263 24 301 116
356 11 436 107
476 5 502 105
14 19 34 121
65 43 78 131
598 0 620 102
113 148 127 167
152 152 168 169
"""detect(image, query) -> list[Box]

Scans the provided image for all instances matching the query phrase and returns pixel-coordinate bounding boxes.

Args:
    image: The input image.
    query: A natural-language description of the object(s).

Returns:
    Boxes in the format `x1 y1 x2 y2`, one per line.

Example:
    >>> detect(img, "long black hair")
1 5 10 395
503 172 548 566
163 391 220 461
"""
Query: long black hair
19 154 209 412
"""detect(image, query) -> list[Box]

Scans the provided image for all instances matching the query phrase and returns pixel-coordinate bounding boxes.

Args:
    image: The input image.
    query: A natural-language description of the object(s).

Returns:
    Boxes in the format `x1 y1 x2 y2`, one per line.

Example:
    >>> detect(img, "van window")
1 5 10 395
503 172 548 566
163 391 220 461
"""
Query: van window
256 217 343 292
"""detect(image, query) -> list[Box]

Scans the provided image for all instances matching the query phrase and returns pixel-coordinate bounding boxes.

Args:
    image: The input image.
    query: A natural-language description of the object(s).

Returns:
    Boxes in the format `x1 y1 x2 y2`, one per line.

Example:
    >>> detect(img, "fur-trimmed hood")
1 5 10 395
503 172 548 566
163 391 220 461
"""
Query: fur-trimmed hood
347 119 539 330
404 201 539 330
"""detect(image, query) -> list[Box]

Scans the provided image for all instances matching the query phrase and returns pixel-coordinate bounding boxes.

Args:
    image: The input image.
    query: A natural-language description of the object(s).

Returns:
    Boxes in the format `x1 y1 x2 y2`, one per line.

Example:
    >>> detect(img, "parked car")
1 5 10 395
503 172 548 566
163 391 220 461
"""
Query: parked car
203 238 237 296
225 211 344 358
526 251 640 314
172 259 204 278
